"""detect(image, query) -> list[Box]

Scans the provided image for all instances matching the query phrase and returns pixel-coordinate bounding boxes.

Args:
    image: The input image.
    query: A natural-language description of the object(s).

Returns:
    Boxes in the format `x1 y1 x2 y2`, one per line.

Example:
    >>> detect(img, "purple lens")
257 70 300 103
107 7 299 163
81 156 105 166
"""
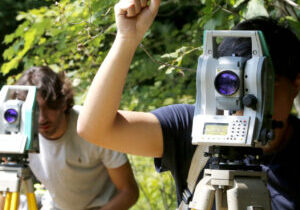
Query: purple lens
215 71 240 96
4 109 18 123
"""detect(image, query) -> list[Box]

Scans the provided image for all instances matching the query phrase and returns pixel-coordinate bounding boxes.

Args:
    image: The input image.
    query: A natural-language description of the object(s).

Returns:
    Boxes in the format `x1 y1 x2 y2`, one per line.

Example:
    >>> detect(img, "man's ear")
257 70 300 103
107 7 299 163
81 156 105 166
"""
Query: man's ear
294 73 300 91
292 73 300 99
63 102 68 113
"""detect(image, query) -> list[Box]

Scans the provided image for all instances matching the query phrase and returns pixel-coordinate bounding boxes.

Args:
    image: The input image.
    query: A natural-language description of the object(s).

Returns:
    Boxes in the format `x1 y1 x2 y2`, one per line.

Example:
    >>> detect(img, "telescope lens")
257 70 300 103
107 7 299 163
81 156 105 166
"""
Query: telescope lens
215 71 240 96
4 109 18 123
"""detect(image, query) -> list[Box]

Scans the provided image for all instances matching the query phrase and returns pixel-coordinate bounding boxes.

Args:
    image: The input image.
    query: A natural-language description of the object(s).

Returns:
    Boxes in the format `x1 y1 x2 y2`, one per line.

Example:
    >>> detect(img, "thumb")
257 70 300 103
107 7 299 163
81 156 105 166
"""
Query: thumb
149 0 161 16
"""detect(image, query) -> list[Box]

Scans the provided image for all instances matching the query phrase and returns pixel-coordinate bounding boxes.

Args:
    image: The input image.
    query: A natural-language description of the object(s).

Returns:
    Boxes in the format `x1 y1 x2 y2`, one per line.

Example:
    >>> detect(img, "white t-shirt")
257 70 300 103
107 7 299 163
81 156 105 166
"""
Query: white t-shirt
29 106 128 210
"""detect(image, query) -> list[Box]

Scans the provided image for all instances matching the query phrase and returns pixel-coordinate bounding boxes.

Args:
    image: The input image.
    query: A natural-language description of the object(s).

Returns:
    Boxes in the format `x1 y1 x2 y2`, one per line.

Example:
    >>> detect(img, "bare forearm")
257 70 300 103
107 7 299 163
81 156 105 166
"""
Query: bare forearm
100 189 139 210
78 37 138 141
77 0 161 150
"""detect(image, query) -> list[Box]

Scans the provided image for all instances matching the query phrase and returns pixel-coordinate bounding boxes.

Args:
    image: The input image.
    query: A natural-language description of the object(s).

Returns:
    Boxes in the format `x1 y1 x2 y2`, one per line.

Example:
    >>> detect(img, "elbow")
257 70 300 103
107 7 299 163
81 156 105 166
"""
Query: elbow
77 117 102 145
77 114 110 147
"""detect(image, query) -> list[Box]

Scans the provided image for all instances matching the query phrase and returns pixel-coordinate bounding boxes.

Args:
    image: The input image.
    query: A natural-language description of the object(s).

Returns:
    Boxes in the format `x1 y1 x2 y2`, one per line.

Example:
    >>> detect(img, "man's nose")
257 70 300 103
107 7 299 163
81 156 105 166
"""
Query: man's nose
38 109 47 124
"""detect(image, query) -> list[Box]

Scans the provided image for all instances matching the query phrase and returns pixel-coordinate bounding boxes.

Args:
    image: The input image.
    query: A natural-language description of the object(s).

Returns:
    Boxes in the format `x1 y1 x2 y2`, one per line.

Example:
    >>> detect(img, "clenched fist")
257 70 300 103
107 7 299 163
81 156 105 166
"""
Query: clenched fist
114 0 160 43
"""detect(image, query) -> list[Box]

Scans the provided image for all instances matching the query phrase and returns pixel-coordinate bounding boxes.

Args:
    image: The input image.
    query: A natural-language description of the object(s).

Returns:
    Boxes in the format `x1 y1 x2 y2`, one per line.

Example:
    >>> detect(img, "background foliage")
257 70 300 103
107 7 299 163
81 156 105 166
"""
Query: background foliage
0 0 51 86
1 0 299 209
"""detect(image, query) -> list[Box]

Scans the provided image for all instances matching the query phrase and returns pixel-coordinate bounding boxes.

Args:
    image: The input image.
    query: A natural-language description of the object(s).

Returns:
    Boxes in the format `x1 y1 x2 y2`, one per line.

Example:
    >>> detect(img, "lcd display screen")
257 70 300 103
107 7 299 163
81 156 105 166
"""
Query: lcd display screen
203 123 228 136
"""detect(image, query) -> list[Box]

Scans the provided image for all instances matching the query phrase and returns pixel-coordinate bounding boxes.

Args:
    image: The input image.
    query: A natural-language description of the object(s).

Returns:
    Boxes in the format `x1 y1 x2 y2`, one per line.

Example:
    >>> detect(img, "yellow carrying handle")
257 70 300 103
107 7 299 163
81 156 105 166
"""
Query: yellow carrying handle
26 193 38 210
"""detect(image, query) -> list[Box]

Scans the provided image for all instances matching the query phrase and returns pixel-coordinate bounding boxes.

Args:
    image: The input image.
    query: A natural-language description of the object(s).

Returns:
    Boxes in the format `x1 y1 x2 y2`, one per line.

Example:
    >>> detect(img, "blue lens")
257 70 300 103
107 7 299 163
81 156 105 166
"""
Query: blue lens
215 71 240 96
4 109 18 123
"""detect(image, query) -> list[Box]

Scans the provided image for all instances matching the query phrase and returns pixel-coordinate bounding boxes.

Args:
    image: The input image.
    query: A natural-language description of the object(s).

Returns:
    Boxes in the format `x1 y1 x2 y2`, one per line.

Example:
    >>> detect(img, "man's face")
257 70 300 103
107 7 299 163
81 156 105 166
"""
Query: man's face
273 76 299 122
235 75 300 153
262 75 300 153
36 93 68 140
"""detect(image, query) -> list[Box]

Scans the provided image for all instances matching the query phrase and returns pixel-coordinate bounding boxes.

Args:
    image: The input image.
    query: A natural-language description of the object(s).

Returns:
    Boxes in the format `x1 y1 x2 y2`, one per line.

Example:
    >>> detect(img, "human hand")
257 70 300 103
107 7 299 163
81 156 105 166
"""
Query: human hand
114 0 160 44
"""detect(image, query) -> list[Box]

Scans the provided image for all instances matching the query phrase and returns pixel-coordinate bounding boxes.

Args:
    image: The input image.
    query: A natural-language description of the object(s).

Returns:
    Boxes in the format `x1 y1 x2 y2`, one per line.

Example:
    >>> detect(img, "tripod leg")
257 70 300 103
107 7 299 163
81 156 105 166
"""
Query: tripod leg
10 192 19 210
26 193 37 210
189 175 215 210
0 192 5 210
227 177 270 210
215 188 227 210
23 178 37 210
4 193 11 210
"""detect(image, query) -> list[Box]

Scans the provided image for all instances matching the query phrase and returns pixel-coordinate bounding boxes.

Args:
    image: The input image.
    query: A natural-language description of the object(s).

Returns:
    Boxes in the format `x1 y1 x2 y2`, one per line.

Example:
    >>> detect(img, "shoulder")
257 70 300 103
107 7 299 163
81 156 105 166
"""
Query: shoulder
151 104 195 128
151 104 195 115
151 104 196 159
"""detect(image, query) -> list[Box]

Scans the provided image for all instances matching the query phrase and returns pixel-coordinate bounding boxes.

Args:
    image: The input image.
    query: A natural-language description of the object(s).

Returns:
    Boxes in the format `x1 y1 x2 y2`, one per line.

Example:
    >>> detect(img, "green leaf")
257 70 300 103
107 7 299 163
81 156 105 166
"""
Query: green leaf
3 34 15 44
234 0 247 8
285 16 300 39
23 28 38 51
1 57 20 74
161 51 179 59
203 11 225 30
165 67 175 74
244 0 268 19
2 46 15 60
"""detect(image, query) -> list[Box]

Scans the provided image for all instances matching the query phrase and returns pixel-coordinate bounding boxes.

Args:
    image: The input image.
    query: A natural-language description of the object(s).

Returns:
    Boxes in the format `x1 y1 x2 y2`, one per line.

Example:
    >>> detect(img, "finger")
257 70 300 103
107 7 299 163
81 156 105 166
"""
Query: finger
134 0 141 14
116 1 136 17
149 0 160 15
140 0 147 8
114 2 127 16
126 5 136 17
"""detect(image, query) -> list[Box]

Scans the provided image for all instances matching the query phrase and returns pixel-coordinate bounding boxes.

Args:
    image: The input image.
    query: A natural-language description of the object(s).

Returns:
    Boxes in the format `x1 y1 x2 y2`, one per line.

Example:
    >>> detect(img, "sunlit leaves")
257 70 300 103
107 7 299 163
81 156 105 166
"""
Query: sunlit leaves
129 156 177 210
285 16 300 39
245 0 269 19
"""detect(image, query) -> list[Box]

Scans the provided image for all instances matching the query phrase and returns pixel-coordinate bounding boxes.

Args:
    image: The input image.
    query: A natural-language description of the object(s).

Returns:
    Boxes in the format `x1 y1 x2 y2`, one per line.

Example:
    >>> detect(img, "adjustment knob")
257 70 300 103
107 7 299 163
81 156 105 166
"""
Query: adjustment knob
242 94 257 110
260 128 275 145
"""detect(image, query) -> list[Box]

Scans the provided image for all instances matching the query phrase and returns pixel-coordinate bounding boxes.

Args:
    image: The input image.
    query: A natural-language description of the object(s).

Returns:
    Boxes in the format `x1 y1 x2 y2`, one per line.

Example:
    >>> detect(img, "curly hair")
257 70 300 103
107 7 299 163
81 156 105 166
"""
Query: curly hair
15 66 74 113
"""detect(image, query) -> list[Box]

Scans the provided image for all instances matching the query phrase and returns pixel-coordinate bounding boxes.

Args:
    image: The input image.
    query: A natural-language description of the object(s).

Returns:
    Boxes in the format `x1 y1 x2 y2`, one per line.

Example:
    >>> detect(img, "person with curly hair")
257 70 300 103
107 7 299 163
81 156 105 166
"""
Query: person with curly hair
16 66 139 210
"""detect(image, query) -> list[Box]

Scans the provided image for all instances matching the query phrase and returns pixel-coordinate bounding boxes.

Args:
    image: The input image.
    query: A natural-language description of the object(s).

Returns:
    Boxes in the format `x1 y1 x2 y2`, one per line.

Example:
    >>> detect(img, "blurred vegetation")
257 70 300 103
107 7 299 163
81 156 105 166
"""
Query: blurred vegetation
0 0 52 86
1 0 299 209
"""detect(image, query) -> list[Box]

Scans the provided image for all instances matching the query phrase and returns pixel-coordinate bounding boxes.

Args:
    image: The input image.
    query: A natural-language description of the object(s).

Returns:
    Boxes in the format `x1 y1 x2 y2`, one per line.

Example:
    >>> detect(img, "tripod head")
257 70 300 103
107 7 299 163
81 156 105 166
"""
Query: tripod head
0 85 39 165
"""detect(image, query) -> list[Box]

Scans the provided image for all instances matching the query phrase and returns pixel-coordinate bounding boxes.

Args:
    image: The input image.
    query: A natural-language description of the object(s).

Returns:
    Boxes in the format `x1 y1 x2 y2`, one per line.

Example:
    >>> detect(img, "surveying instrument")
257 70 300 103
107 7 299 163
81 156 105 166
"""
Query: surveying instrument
0 85 39 210
188 30 276 210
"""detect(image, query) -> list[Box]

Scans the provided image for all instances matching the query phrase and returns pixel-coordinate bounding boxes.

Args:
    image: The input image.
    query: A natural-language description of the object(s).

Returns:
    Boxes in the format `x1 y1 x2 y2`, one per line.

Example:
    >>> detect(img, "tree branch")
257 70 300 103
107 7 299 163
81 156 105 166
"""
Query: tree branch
139 43 196 72
282 0 300 10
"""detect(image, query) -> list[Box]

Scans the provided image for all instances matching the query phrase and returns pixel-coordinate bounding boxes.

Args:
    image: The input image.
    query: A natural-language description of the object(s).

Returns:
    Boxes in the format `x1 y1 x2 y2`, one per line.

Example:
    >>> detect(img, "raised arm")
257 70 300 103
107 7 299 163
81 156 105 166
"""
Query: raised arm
77 0 163 157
